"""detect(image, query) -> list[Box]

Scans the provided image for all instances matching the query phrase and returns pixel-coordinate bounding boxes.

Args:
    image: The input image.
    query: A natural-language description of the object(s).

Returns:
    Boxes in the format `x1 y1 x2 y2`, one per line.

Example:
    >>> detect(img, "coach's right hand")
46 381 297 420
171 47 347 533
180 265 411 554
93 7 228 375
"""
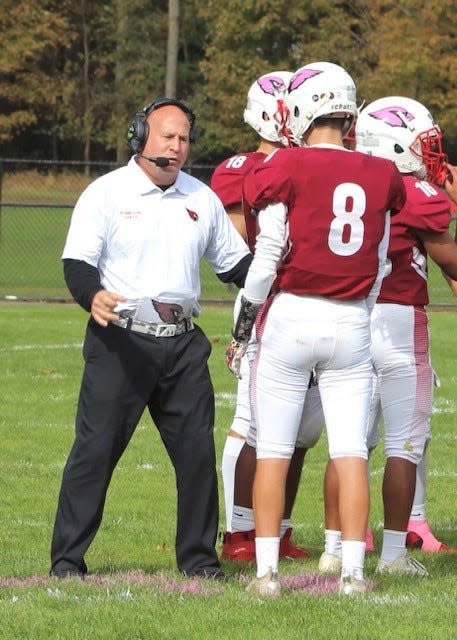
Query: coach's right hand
91 290 127 327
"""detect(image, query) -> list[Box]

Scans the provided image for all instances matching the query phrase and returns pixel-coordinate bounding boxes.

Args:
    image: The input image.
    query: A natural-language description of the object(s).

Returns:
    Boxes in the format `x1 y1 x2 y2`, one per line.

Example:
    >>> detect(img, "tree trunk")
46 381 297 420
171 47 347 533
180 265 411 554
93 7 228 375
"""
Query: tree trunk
165 0 179 98
81 0 91 175
115 0 129 164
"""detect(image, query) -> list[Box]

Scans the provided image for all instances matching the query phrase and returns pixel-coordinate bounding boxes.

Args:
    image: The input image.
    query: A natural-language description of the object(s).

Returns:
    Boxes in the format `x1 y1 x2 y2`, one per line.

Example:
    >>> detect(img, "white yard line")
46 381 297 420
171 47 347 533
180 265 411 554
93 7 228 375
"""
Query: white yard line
0 343 83 353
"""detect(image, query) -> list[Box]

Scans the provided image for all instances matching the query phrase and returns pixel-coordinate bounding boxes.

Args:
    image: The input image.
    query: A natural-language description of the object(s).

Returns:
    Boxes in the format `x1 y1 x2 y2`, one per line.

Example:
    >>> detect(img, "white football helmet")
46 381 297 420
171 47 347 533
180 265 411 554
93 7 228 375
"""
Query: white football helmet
355 96 448 183
286 61 357 146
243 71 293 146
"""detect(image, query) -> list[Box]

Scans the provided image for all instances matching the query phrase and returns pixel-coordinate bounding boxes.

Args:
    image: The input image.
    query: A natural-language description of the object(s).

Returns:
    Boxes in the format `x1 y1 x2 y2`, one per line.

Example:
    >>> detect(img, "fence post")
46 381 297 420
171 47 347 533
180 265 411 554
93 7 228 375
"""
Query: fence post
0 158 3 241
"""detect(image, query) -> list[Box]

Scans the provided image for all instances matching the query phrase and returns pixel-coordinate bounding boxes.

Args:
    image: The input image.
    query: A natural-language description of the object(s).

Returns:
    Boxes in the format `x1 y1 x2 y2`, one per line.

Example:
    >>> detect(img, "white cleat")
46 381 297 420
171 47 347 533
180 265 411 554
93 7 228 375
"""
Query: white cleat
318 552 342 575
376 552 429 576
246 569 281 598
339 574 367 596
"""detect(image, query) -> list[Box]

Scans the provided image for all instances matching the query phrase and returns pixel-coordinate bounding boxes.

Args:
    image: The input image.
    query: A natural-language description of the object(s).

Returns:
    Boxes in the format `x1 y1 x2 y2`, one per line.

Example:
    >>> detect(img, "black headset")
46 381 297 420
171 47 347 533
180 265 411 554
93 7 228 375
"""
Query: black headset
126 97 198 153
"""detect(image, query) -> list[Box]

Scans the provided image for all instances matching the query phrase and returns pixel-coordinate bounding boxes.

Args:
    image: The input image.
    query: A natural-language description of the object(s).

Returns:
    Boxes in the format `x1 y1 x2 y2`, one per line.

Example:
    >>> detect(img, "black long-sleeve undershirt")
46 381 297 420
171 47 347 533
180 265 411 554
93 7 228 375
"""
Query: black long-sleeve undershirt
63 252 253 312
216 253 253 288
63 259 103 312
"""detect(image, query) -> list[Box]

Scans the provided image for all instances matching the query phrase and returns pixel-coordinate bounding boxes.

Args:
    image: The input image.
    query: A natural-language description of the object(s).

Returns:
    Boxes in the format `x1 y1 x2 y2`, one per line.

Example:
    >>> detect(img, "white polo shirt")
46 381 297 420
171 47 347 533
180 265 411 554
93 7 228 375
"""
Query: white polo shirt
62 157 250 316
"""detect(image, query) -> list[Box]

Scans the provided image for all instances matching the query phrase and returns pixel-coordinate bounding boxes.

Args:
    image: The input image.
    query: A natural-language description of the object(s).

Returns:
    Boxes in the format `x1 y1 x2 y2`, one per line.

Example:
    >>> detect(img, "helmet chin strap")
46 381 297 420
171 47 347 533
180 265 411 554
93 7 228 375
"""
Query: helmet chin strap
296 92 338 145
292 94 332 146
414 166 427 180
303 92 333 123
342 115 355 137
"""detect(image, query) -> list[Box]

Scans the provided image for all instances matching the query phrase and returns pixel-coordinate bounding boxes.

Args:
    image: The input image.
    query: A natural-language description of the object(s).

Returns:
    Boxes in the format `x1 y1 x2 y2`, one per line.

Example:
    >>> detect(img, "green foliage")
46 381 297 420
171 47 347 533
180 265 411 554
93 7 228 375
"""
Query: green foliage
359 0 457 122
1 0 457 161
195 0 317 159
0 0 76 142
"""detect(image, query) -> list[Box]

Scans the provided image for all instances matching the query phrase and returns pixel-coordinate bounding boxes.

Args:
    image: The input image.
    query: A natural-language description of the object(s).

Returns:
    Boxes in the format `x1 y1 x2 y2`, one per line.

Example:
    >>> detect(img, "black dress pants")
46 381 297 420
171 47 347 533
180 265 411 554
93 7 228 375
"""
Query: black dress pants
50 319 220 575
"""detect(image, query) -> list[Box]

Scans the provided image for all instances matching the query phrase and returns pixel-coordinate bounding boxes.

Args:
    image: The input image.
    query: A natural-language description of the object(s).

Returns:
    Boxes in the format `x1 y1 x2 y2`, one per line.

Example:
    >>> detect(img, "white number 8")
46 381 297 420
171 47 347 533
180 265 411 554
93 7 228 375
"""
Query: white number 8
328 183 366 256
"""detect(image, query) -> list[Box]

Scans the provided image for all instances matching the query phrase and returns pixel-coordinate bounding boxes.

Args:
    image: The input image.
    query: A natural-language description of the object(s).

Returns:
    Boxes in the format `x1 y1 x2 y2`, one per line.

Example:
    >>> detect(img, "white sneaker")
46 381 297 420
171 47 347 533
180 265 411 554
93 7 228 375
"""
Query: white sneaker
376 552 429 576
318 551 342 574
246 569 281 597
339 574 367 596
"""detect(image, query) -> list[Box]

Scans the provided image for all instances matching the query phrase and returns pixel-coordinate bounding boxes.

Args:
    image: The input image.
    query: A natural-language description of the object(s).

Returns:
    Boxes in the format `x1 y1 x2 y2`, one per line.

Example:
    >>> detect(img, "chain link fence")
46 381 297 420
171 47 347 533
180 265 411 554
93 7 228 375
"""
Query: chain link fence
1 158 456 306
0 158 237 302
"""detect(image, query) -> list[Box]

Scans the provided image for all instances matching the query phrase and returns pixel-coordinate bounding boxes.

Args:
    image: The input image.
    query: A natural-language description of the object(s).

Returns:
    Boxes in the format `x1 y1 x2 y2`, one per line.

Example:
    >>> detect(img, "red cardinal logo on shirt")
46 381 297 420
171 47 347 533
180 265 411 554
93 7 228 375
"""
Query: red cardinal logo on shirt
186 208 199 221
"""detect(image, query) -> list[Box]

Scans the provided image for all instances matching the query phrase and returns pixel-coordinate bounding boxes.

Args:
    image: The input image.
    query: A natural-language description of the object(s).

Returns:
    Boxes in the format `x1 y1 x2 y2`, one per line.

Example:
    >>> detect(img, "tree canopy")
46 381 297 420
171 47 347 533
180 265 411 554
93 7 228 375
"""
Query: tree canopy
1 0 456 163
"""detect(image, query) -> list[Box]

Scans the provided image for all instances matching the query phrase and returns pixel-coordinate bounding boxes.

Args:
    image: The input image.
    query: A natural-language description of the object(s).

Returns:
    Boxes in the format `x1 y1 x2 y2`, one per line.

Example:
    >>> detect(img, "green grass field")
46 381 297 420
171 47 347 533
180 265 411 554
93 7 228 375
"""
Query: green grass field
0 302 456 640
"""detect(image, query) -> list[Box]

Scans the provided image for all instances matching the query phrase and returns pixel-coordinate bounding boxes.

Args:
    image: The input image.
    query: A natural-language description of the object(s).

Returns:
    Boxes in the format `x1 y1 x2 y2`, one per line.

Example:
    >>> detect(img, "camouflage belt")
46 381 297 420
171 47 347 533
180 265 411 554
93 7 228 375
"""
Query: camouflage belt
112 317 194 337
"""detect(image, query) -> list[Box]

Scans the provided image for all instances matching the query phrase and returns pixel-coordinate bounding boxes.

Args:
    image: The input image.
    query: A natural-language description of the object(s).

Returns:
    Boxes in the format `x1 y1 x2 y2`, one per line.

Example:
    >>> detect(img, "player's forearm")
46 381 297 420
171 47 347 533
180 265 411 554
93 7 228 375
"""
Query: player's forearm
243 202 286 304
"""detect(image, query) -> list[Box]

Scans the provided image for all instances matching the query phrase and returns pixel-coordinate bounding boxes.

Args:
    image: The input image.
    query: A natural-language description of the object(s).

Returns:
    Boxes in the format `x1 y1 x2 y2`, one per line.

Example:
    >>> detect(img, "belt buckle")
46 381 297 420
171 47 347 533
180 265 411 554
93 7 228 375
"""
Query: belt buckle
154 323 177 337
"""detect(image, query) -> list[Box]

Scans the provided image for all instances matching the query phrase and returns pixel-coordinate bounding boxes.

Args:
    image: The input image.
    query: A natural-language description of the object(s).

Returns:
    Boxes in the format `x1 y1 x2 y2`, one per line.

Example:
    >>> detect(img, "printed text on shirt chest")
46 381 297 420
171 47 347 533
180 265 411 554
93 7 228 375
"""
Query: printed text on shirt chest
117 206 202 223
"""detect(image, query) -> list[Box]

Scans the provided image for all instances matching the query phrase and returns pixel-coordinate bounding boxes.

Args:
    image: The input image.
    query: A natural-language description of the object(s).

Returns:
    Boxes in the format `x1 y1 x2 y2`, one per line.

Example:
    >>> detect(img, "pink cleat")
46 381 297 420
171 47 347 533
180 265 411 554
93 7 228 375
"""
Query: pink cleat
365 527 375 553
407 520 457 554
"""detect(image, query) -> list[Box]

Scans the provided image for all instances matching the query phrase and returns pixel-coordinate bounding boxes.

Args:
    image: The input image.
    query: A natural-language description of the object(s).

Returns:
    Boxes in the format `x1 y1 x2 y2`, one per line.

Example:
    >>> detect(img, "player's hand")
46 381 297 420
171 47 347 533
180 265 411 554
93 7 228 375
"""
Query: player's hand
445 164 457 215
91 290 126 327
225 339 248 379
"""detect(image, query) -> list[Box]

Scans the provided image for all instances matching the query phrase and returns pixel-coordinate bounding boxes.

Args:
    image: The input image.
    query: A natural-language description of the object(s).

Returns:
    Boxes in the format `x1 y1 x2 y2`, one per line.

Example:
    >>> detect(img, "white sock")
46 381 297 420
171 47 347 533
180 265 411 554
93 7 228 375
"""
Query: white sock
381 529 407 563
221 435 245 532
255 537 280 577
324 529 342 557
280 518 292 538
409 450 427 521
231 506 255 532
341 540 365 580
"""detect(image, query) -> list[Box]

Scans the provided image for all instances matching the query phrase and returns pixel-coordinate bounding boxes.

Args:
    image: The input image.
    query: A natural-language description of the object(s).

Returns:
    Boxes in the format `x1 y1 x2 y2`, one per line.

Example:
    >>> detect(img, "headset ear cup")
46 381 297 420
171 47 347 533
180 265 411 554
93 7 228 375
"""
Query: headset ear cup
189 123 200 144
126 113 148 153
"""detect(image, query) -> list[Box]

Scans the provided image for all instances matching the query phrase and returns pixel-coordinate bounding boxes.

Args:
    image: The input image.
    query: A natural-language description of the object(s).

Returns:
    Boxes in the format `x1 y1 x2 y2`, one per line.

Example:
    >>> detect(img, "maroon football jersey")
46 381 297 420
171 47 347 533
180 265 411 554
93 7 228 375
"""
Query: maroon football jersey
377 176 451 305
243 146 406 300
211 151 266 252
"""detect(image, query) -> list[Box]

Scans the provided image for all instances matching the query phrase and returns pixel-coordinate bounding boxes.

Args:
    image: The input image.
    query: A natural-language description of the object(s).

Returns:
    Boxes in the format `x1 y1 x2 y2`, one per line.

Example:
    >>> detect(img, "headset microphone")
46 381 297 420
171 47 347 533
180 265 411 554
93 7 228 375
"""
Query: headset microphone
140 156 170 167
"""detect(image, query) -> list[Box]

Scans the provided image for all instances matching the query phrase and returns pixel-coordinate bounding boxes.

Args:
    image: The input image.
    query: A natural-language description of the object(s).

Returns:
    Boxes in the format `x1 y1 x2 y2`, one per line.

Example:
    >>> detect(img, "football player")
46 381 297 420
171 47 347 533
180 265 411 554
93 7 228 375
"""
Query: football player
320 97 457 580
230 62 406 596
211 71 324 562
